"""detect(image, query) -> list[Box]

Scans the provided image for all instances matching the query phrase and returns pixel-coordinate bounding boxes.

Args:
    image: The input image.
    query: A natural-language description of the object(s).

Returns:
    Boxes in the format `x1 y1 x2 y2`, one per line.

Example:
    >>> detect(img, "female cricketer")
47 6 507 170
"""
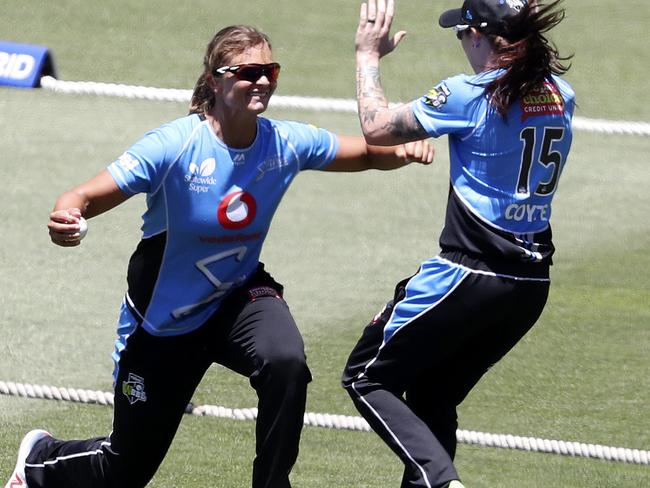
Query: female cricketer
342 1 575 487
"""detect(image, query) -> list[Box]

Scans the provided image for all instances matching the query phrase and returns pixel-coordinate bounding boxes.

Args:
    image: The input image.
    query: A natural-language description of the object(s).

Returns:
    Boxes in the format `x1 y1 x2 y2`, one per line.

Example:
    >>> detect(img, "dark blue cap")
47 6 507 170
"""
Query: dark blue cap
439 0 529 33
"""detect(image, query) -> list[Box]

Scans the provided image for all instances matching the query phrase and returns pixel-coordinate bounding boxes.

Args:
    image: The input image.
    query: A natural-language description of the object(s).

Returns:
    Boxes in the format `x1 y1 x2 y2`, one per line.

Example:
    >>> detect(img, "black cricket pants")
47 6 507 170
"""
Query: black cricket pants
25 267 311 488
342 266 549 488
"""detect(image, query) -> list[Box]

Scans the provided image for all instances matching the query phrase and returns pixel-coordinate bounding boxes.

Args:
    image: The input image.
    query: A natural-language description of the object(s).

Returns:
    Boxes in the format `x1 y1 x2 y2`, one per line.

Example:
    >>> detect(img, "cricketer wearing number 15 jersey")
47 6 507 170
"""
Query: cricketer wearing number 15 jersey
413 69 575 267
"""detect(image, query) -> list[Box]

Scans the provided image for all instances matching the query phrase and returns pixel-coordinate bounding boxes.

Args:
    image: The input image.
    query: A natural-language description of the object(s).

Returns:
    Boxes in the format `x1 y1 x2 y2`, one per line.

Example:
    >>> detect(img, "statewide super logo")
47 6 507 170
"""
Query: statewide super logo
424 82 451 110
520 82 564 121
186 158 217 193
189 157 216 177
218 187 257 229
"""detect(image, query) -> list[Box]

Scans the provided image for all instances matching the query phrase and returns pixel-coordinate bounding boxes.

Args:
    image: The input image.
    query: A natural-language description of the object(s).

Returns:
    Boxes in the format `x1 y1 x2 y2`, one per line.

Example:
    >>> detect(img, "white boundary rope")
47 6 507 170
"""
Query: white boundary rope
39 76 650 137
1 381 648 465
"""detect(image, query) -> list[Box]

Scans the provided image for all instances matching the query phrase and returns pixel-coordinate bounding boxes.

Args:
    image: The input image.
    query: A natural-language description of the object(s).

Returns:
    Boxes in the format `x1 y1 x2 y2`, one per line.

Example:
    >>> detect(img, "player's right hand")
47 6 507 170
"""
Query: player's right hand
396 140 435 166
356 0 407 59
48 208 85 247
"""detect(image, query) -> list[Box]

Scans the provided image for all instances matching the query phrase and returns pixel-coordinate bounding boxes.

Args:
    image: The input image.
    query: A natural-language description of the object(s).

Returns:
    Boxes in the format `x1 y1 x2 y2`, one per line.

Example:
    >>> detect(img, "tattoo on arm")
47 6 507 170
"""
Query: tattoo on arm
357 65 428 142
356 65 389 129
382 104 429 141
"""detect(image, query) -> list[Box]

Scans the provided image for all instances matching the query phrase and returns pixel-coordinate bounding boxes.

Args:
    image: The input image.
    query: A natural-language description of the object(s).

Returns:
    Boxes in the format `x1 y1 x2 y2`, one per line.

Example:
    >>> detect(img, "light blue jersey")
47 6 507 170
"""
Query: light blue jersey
107 114 338 336
413 70 575 263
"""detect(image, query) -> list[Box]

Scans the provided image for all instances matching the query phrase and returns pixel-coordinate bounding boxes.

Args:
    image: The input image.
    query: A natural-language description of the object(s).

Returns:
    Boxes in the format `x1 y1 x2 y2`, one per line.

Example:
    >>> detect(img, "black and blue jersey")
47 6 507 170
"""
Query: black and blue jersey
413 70 575 266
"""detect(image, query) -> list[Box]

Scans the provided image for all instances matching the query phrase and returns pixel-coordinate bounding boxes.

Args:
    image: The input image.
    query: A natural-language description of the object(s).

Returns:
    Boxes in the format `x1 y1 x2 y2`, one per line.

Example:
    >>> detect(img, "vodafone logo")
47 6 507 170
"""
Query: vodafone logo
218 191 257 229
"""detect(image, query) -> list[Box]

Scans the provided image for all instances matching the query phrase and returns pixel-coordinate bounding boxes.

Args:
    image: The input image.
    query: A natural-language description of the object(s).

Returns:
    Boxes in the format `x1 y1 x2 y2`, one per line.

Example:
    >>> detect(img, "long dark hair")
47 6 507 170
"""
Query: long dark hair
483 0 572 116
189 25 272 115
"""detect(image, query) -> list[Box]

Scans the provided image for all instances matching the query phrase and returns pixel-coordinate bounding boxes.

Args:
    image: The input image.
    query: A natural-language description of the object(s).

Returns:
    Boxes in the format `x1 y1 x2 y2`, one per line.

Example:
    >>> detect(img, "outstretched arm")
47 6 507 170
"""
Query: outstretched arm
324 135 433 172
356 0 428 145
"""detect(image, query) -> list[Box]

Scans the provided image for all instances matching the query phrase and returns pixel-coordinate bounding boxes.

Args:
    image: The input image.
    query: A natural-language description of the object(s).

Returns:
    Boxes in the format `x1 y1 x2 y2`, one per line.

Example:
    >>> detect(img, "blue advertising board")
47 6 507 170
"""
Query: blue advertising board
0 40 56 88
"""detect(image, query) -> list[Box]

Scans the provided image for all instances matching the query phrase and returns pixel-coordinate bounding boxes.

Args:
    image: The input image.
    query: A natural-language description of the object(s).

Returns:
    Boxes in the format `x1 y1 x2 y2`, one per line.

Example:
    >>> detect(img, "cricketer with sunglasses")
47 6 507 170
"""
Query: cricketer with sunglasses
343 1 575 487
5 25 434 488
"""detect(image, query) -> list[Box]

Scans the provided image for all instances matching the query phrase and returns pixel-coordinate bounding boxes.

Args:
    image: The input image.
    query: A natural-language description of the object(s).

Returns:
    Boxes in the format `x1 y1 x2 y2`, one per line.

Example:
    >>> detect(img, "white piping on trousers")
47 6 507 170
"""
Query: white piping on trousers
350 382 433 488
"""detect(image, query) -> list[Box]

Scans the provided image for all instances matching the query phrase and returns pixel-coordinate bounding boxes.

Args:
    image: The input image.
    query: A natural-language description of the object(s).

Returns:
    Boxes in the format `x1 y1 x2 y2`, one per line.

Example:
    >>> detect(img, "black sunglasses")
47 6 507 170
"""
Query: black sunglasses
213 63 281 83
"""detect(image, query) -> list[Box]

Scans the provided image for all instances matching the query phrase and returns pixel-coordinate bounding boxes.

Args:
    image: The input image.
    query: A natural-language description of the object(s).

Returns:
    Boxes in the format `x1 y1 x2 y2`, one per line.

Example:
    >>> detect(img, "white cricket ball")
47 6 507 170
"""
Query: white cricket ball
78 217 88 240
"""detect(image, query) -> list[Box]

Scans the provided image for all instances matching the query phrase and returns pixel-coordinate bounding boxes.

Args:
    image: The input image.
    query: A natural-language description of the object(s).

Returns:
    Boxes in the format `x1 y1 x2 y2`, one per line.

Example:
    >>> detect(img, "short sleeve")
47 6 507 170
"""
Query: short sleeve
107 122 185 195
412 74 485 138
274 120 339 171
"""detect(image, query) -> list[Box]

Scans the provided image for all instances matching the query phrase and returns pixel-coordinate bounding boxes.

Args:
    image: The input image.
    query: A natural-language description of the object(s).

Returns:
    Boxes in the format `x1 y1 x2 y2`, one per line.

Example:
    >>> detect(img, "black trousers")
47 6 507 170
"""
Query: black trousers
26 267 311 488
342 266 549 488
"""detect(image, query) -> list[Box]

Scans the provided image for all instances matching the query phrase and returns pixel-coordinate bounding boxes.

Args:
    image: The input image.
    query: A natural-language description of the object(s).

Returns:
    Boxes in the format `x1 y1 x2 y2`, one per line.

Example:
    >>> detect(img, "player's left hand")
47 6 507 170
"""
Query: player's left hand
356 0 406 59
396 140 435 166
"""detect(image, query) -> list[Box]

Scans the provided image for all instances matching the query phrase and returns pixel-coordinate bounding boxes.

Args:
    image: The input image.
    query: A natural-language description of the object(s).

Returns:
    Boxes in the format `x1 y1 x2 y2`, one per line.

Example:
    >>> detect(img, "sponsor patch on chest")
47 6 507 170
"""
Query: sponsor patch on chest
185 158 217 193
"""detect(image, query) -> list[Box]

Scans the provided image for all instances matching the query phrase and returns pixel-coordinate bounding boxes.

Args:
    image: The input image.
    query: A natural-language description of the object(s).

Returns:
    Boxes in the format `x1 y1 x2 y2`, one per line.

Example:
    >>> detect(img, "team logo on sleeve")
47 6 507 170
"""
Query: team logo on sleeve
117 152 139 171
218 190 257 229
520 82 564 121
424 82 451 110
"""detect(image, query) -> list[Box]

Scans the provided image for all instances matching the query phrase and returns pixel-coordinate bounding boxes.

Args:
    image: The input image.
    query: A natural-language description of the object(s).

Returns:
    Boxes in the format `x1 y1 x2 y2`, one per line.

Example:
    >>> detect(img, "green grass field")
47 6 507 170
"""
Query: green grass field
1 1 649 487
